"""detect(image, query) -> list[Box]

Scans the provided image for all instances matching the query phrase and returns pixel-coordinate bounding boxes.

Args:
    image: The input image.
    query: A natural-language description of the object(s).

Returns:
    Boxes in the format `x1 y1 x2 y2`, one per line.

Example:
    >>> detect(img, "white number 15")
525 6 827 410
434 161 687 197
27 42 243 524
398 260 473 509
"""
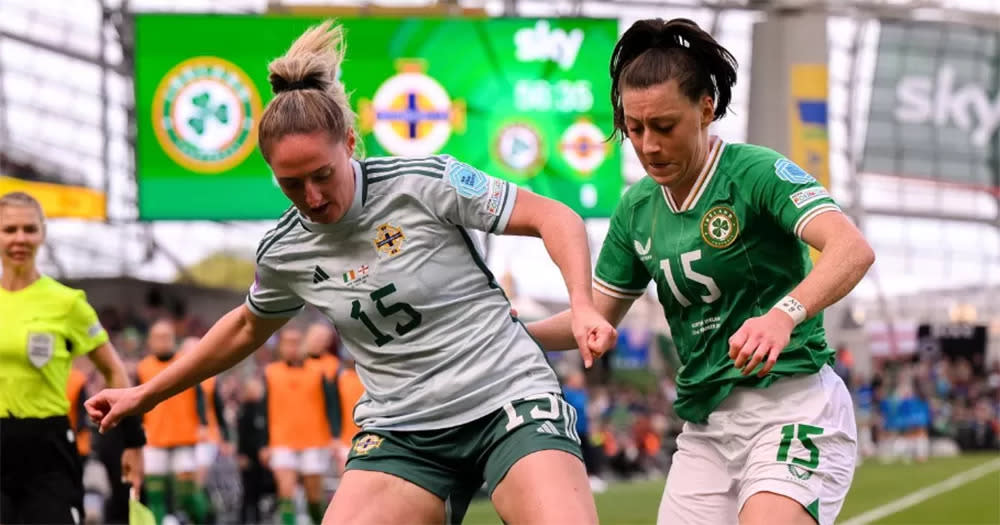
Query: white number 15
660 250 721 307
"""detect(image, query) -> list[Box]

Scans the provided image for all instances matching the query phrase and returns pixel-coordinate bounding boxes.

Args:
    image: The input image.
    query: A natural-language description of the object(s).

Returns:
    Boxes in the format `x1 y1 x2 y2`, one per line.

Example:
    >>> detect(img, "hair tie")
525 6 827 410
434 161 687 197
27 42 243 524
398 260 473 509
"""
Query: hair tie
276 79 319 93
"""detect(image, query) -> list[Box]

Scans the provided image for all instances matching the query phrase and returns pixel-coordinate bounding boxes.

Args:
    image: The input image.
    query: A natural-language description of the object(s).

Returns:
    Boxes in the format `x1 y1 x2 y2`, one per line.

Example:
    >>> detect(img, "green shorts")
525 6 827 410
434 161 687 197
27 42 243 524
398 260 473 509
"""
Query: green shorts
345 393 583 507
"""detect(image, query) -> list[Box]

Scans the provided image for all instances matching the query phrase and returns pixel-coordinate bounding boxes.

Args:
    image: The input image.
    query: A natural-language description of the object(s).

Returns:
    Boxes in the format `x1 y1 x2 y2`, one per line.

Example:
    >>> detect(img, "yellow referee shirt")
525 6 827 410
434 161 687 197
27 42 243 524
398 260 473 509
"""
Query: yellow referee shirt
0 276 109 418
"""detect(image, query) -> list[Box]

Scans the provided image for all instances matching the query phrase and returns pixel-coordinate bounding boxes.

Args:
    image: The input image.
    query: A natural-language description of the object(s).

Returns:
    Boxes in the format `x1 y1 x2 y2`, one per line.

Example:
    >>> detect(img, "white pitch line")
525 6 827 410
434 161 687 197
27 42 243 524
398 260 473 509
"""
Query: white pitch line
840 457 1000 525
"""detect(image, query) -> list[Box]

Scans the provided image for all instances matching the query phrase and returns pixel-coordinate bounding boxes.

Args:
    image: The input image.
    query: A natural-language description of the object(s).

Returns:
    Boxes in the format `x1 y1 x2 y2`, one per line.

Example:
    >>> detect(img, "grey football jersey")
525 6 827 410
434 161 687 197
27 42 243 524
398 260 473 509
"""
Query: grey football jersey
247 155 561 431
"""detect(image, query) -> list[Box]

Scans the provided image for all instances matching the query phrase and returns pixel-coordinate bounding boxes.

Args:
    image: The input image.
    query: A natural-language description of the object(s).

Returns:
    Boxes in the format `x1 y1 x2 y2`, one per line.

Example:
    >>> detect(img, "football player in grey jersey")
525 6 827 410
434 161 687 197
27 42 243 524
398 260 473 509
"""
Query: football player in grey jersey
87 20 616 525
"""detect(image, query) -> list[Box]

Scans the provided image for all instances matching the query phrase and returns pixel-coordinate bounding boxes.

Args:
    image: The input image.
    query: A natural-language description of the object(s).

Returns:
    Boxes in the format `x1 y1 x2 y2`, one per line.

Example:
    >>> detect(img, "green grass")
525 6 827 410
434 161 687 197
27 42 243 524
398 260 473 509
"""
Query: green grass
462 454 1000 524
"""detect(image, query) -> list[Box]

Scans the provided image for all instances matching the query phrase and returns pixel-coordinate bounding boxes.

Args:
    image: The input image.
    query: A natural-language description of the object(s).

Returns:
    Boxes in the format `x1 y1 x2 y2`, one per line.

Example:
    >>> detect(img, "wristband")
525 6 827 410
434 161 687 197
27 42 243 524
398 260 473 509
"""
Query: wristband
772 295 807 326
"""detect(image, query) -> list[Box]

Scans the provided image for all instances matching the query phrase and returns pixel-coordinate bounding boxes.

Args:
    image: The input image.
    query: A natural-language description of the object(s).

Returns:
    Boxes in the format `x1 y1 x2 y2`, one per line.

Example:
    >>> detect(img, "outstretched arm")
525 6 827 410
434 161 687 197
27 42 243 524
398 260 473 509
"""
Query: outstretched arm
527 290 635 354
503 189 617 366
87 305 287 432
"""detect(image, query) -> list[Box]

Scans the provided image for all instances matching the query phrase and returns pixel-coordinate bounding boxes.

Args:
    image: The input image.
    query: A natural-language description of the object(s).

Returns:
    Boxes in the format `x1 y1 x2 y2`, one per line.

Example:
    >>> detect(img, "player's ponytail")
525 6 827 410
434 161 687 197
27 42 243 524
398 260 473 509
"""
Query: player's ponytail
609 18 738 141
258 20 357 161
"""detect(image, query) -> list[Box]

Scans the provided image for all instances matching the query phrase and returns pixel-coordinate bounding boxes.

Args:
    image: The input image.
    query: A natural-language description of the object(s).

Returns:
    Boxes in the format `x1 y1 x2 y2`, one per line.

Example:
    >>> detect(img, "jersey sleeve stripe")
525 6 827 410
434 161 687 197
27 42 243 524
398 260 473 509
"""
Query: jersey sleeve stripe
489 181 512 234
593 276 646 296
256 207 297 258
594 280 644 300
793 204 842 238
455 226 501 291
365 154 446 165
366 160 446 172
360 160 370 205
368 169 444 184
365 157 446 170
256 218 301 263
246 295 305 317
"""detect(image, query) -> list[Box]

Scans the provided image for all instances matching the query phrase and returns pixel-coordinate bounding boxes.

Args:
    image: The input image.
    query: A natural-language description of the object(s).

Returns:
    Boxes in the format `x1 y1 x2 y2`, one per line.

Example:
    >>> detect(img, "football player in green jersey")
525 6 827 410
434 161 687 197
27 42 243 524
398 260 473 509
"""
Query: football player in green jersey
87 20 614 525
528 18 875 525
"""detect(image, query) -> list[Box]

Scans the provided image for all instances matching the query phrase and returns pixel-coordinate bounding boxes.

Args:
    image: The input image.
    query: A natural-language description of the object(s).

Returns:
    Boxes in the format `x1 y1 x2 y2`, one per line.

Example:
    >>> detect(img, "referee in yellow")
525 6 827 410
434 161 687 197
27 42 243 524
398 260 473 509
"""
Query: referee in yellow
0 191 146 524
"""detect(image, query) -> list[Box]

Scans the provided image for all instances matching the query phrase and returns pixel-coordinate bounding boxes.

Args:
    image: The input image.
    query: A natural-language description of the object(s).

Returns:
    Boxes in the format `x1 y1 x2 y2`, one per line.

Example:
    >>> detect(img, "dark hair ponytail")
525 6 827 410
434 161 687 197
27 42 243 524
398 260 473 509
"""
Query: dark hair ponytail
609 18 737 142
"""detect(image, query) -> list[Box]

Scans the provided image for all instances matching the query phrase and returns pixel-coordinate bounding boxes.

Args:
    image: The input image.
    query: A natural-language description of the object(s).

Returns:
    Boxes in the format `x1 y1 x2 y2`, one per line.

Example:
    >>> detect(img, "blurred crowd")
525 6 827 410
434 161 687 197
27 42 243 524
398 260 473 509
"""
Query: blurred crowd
842 348 1000 464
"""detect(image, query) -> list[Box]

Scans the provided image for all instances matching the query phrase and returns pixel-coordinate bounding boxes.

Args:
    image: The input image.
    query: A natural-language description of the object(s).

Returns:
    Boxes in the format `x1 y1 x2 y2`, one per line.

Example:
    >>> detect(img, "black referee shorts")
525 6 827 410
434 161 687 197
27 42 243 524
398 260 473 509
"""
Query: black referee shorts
1 415 84 524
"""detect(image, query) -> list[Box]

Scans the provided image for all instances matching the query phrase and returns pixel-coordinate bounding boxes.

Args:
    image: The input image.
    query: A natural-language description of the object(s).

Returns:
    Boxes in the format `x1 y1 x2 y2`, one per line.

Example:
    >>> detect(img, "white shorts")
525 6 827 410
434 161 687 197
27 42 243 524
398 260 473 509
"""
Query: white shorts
144 446 196 476
658 365 857 525
269 447 331 475
195 442 218 468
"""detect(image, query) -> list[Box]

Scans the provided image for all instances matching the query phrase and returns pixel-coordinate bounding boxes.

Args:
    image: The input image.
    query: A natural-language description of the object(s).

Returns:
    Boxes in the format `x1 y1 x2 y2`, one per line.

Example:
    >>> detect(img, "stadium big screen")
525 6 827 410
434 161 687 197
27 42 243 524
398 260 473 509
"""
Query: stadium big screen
134 14 622 220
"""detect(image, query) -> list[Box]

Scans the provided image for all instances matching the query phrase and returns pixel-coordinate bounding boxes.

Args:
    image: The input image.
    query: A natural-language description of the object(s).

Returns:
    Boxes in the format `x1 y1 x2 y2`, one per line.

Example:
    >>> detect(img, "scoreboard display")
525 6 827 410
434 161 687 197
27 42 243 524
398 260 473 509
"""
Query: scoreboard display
135 14 621 220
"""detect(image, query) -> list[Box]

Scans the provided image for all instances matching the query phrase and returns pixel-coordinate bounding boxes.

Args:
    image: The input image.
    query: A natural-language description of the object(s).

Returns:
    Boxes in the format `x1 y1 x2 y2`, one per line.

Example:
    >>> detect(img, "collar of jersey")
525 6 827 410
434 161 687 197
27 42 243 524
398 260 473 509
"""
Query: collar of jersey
660 136 724 213
297 158 364 233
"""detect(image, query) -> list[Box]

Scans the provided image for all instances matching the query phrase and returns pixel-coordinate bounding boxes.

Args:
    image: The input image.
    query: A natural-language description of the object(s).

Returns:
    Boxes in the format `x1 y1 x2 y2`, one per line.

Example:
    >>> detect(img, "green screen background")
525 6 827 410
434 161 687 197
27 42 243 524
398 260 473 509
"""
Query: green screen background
135 14 622 220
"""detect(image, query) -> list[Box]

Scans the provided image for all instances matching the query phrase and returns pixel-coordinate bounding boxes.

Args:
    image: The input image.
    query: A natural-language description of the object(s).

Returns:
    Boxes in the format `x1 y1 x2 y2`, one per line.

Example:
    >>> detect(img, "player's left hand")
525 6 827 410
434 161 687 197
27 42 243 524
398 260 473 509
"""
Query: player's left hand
570 304 616 369
728 309 796 377
121 446 144 491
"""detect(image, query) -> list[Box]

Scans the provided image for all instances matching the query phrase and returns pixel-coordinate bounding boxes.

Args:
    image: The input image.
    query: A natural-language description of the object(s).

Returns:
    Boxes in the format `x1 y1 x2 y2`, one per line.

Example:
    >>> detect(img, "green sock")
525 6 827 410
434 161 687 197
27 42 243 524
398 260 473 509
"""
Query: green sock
279 497 296 525
145 475 168 525
308 501 326 524
176 478 209 524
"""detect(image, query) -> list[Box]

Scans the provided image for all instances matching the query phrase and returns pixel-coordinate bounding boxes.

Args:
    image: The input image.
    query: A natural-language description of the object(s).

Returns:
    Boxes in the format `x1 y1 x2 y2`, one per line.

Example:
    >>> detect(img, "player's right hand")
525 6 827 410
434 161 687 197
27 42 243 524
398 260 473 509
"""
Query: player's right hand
587 326 617 361
85 386 149 434
570 304 617 368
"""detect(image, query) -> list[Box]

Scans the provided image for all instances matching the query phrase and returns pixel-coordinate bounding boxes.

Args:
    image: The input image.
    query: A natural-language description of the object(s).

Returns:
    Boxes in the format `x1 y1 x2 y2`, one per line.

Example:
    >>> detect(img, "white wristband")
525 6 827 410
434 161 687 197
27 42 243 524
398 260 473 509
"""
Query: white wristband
772 295 807 326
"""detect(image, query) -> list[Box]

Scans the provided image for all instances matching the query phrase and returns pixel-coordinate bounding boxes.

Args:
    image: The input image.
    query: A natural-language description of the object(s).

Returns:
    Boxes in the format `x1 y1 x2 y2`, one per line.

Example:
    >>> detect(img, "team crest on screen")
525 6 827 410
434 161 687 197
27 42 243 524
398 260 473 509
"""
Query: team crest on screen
359 60 467 156
151 56 262 173
353 434 384 455
559 118 609 174
700 206 740 249
494 122 544 176
373 223 406 259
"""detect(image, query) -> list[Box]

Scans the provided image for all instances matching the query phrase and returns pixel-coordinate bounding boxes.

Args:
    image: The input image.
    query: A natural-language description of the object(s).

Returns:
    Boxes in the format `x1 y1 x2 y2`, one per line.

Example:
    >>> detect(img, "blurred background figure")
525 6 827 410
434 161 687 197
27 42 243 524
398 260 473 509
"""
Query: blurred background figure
303 322 339 380
562 370 607 492
236 375 273 524
261 327 339 525
136 323 208 524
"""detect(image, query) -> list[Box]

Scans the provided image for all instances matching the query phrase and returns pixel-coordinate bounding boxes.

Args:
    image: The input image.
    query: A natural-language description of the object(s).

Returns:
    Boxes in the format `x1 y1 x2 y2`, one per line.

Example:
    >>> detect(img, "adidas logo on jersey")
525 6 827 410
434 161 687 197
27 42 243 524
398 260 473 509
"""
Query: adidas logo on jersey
312 266 330 284
536 421 561 435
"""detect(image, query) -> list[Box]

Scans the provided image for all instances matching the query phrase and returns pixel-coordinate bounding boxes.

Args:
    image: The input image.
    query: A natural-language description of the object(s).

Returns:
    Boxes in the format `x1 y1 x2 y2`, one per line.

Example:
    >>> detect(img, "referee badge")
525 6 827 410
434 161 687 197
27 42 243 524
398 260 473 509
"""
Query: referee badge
27 332 55 368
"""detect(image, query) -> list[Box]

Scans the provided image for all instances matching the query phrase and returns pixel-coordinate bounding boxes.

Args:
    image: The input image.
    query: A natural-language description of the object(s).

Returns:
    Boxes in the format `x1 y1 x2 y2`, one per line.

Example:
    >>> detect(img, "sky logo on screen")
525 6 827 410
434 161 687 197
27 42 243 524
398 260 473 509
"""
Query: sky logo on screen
514 20 584 71
895 65 1000 148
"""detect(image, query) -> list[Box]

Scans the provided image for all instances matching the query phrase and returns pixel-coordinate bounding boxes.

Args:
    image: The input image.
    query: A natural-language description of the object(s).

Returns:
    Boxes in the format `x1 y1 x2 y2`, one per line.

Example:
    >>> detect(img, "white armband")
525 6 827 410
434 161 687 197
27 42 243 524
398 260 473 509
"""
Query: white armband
772 295 807 326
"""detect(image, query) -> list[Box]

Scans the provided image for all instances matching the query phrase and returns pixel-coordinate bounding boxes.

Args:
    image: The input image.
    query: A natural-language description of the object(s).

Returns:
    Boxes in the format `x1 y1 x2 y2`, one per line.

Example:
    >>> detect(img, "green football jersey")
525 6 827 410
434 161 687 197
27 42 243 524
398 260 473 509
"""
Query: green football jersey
594 139 840 423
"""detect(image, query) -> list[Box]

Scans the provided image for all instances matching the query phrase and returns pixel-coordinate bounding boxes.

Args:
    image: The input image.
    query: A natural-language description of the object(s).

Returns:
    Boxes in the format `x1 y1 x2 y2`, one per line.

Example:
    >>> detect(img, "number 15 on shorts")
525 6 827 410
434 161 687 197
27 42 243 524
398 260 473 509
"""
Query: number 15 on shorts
502 394 581 444
777 423 824 469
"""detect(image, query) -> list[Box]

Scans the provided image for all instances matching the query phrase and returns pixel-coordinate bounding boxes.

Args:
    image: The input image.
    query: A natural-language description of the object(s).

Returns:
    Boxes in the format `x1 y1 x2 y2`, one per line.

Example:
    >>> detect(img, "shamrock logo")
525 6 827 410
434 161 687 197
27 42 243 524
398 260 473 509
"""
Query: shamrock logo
711 217 730 239
187 91 230 135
